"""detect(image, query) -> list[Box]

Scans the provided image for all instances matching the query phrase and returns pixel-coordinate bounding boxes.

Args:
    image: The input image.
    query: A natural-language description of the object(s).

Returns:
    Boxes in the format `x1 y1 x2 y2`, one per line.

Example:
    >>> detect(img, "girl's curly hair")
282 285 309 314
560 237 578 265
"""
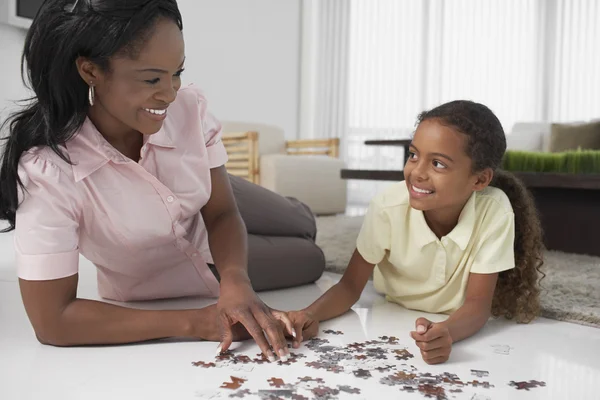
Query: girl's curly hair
418 101 545 323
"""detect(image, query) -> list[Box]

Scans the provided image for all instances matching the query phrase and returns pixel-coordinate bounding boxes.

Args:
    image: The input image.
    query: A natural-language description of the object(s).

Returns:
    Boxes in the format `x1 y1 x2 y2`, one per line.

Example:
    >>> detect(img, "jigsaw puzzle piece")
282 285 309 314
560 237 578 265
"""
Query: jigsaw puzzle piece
220 376 247 390
470 369 489 378
231 363 254 372
267 378 286 388
491 344 512 355
192 361 216 368
228 389 252 398
194 389 224 399
337 385 361 394
508 380 546 390
258 389 295 399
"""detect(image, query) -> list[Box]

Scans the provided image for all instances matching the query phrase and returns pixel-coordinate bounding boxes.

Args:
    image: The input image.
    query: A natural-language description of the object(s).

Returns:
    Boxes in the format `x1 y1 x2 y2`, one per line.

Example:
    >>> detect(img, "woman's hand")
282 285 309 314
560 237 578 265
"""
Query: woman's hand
192 304 252 342
216 270 295 362
286 309 320 348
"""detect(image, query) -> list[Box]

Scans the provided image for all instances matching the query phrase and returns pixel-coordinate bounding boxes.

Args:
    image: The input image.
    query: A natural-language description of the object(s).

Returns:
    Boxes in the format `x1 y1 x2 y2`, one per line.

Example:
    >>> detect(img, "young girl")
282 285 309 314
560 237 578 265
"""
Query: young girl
285 100 544 364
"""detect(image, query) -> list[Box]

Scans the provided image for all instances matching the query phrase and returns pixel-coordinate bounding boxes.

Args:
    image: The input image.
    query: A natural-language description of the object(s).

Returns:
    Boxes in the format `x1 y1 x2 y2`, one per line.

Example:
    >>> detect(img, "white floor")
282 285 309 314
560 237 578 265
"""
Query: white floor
1 231 599 400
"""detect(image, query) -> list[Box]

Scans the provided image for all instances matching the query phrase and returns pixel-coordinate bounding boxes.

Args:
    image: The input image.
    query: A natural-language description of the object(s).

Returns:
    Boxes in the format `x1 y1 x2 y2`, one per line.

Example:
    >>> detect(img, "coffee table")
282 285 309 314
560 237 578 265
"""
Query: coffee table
340 169 405 181
341 139 410 181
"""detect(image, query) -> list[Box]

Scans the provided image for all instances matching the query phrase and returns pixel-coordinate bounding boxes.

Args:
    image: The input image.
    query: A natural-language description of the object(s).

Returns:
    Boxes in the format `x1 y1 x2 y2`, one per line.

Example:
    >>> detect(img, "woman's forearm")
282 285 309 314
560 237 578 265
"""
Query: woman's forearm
40 299 204 346
205 210 250 282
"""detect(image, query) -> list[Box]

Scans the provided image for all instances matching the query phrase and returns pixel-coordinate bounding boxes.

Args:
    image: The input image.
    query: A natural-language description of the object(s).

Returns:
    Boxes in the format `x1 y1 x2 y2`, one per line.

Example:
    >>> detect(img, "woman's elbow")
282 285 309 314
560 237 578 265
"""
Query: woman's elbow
33 324 71 347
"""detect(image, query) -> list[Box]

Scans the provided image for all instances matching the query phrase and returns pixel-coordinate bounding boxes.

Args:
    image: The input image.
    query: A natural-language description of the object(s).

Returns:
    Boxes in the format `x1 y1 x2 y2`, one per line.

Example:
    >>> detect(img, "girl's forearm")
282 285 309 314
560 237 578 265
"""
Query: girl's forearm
439 300 491 342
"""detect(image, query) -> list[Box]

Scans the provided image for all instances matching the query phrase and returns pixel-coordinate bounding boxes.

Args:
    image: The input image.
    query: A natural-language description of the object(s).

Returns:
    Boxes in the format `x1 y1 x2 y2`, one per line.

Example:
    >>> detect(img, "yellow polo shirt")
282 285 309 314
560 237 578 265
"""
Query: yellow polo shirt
356 183 515 314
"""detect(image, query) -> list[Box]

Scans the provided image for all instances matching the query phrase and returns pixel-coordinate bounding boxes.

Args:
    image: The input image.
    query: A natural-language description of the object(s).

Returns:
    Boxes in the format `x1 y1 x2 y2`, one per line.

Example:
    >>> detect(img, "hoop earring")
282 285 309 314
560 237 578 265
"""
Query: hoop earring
88 83 95 106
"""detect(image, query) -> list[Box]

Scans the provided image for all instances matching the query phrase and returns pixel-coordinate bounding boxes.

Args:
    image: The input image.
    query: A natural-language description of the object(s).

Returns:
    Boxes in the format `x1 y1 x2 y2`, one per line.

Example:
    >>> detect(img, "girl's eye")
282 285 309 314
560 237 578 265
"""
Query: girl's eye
408 151 417 159
175 68 185 77
433 160 447 169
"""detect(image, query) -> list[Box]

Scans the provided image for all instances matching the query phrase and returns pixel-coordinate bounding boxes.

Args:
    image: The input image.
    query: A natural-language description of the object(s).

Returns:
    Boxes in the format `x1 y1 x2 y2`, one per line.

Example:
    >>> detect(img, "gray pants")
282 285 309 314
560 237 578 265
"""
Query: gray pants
211 175 325 291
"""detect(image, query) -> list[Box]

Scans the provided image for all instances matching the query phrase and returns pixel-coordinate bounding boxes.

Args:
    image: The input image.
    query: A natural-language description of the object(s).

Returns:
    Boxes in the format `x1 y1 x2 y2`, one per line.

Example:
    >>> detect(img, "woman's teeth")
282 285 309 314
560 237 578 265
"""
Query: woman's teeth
144 108 166 115
413 185 433 194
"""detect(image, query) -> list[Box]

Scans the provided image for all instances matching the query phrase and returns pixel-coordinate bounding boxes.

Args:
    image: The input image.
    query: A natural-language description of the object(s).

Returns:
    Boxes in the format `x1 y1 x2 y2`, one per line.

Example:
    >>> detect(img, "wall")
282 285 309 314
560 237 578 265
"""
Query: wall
0 0 302 139
178 0 302 139
0 24 29 135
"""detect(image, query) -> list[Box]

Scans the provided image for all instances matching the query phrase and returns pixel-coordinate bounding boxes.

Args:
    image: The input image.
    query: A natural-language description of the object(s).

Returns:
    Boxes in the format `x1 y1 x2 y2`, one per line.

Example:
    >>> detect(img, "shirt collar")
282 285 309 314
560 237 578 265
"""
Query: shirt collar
146 119 175 148
413 191 477 250
66 118 175 182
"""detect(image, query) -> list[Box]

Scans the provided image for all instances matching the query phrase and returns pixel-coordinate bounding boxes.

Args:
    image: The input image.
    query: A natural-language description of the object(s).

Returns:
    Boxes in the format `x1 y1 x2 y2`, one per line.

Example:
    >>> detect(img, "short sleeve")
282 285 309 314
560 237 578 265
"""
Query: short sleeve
356 196 391 265
192 87 229 169
15 153 80 280
470 212 515 274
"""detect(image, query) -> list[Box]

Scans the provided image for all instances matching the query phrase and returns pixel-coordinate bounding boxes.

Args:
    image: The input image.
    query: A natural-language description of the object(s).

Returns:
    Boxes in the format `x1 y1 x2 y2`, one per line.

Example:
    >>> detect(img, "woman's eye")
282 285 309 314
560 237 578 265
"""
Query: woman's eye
145 69 184 85
408 151 417 159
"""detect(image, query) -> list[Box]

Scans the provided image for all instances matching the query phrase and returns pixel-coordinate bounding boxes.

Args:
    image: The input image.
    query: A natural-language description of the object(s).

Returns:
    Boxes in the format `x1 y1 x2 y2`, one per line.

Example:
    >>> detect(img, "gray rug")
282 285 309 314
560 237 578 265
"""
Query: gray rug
316 215 600 329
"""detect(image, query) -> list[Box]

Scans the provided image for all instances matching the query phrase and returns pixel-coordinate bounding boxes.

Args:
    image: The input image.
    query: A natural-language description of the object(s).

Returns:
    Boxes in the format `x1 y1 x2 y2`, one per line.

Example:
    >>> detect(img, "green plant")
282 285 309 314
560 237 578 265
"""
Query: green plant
502 149 600 174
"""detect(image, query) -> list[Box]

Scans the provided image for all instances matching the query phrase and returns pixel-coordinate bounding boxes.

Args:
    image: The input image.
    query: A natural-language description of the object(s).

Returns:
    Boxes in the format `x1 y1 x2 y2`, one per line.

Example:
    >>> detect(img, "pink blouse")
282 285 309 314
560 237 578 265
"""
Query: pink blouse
15 85 228 301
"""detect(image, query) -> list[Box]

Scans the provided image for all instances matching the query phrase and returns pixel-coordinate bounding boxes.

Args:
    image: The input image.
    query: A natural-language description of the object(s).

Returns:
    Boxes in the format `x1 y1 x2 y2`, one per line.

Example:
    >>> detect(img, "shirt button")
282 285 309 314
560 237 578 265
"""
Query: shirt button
167 195 174 203
142 145 147 152
192 252 198 257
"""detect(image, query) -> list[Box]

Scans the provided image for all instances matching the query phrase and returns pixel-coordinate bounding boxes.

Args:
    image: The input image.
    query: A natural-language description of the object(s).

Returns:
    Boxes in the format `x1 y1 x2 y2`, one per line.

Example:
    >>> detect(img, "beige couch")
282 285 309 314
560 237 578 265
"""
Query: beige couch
506 120 600 152
220 122 348 215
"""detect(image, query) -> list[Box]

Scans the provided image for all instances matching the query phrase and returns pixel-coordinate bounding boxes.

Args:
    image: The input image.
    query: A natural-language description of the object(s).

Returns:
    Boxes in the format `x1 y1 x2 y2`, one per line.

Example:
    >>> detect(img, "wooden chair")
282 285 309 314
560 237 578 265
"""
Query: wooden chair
221 122 347 215
222 133 341 185
222 131 260 184
285 138 340 158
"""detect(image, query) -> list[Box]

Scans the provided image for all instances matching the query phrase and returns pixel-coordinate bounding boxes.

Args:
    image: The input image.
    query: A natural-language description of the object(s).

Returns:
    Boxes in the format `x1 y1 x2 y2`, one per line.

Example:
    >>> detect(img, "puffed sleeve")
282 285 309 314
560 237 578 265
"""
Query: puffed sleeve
190 86 229 169
15 152 81 281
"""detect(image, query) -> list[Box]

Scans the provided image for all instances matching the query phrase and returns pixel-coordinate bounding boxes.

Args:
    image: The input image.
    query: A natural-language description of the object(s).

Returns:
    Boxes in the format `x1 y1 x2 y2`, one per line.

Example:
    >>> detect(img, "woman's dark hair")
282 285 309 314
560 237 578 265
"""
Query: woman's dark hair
417 100 545 323
0 0 182 232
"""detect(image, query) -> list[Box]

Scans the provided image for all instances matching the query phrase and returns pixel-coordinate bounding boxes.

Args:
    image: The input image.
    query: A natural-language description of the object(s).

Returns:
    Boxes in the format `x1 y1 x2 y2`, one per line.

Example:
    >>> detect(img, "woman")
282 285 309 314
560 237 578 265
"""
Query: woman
0 0 325 363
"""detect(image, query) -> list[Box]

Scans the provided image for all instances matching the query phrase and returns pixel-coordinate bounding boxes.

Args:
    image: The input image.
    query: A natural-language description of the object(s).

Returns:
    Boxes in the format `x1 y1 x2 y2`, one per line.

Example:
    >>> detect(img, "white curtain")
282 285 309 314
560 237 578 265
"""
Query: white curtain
550 0 600 121
301 0 600 205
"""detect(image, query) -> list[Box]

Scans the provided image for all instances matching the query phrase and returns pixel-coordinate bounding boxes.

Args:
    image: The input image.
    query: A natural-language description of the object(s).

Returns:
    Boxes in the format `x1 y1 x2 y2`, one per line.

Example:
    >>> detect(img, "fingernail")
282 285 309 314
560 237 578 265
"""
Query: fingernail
280 354 289 362
216 344 222 355
417 325 426 333
292 329 297 338
268 355 276 363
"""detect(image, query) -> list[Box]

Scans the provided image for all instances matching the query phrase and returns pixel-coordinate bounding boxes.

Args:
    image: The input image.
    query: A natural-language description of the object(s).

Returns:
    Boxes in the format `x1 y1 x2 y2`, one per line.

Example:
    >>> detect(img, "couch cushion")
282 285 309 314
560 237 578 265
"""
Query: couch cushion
549 121 600 152
221 121 286 155
506 122 551 151
260 154 347 214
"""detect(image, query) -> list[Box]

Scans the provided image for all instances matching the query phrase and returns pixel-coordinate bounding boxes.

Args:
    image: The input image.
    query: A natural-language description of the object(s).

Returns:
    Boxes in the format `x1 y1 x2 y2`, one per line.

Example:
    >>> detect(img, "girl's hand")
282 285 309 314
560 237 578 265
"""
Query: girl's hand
410 317 453 364
286 310 320 348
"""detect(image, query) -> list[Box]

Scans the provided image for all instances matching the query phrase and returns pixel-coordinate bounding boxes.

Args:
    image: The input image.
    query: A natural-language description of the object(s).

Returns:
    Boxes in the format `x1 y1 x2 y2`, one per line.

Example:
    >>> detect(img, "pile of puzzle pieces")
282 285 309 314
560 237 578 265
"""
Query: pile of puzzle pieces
192 331 546 400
